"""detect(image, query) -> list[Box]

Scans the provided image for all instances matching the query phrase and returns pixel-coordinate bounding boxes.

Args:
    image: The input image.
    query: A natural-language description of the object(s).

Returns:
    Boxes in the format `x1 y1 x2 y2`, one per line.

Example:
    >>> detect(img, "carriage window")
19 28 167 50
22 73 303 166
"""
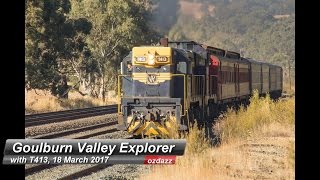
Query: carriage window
177 62 187 74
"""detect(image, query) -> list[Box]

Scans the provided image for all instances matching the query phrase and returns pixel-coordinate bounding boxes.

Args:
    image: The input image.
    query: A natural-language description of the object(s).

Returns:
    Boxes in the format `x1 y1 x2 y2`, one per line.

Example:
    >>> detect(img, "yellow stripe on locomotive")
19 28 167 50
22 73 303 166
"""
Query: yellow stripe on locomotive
132 72 172 84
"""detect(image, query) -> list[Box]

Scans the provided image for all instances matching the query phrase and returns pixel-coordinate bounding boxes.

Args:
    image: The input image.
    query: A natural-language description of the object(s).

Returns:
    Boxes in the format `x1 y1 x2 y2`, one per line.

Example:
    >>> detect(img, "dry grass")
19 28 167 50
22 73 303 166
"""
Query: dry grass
25 89 117 114
214 91 294 143
140 92 295 180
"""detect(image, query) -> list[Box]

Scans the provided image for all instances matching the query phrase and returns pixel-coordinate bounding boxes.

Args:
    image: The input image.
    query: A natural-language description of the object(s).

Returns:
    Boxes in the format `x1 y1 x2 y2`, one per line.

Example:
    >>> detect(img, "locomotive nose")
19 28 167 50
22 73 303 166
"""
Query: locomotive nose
126 113 178 138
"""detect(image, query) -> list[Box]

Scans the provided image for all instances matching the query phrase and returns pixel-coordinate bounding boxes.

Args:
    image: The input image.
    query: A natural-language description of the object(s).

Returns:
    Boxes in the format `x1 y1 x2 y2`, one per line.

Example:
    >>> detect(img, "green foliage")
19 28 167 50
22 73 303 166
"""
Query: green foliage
69 0 156 66
26 0 159 98
25 0 91 97
67 0 159 97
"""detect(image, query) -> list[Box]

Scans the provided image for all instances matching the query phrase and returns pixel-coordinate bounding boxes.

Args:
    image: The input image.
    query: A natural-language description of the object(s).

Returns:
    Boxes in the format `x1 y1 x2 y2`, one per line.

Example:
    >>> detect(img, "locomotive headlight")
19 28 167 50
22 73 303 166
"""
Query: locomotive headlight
156 56 168 62
136 56 146 62
147 53 155 65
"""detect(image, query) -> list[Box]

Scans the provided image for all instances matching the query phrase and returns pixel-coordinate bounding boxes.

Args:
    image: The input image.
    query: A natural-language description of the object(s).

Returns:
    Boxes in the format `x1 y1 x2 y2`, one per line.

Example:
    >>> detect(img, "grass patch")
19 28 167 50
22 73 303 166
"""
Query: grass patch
25 89 117 114
182 122 211 155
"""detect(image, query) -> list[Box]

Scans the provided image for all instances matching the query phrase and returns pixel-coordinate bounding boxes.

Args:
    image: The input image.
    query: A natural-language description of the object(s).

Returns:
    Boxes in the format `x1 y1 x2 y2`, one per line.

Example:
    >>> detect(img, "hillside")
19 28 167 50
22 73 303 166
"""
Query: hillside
152 0 295 77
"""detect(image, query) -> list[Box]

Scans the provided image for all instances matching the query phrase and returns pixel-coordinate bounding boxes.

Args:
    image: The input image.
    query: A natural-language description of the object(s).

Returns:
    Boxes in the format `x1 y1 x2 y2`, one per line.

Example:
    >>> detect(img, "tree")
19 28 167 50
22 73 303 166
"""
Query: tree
25 0 92 98
69 0 159 100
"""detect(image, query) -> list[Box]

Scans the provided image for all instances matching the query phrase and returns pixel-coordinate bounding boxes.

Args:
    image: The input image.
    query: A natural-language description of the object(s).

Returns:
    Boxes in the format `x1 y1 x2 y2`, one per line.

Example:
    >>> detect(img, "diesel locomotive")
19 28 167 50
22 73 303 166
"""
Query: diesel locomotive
117 38 282 138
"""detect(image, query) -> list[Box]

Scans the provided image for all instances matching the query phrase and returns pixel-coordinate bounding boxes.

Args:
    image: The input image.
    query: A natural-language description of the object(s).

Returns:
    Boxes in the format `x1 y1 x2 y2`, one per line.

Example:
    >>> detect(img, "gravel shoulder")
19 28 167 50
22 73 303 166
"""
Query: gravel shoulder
79 164 151 180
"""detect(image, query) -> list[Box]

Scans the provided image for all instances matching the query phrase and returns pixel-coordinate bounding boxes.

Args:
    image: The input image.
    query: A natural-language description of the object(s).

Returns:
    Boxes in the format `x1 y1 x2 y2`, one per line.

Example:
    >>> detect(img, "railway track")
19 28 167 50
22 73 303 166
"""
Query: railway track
32 121 118 139
25 105 117 127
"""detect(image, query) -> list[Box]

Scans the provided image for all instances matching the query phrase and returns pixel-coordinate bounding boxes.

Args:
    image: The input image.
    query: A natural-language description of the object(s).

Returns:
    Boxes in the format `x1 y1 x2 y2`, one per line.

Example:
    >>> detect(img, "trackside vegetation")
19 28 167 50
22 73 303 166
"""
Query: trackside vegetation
140 92 295 179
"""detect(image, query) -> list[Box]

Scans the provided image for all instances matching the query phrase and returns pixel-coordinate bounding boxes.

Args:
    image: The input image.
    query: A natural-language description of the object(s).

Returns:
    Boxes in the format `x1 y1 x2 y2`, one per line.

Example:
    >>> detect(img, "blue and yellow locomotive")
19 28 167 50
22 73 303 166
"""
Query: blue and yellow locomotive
117 38 283 138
